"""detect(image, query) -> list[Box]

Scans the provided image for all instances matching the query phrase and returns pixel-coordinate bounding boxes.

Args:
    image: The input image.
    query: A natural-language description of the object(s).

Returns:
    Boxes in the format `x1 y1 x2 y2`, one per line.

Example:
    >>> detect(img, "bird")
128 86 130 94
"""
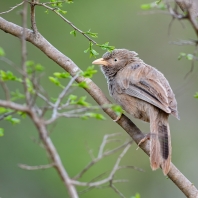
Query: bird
92 49 179 175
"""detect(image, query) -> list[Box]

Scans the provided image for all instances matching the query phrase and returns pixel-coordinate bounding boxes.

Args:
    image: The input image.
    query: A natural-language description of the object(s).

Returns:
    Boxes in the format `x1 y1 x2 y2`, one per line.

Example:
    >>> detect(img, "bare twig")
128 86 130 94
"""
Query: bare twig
30 0 38 33
73 139 133 180
0 80 10 100
46 73 79 124
0 111 15 121
184 44 198 78
0 1 24 15
28 1 97 45
18 163 55 170
71 143 132 187
21 1 30 105
98 133 122 158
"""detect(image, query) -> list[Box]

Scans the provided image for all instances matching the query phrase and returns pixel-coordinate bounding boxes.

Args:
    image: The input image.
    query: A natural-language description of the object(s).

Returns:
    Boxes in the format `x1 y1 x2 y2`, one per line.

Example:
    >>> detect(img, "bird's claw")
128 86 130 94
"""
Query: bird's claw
113 113 122 122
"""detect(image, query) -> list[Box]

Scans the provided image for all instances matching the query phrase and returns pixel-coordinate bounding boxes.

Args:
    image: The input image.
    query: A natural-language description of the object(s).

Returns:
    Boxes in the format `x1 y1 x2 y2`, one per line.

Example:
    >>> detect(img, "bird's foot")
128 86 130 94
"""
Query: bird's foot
113 113 122 122
136 133 151 150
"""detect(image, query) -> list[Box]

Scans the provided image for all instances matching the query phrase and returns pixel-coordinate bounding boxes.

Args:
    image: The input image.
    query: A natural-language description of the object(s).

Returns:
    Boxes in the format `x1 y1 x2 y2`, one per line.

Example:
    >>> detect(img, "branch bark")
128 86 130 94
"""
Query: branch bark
0 16 198 198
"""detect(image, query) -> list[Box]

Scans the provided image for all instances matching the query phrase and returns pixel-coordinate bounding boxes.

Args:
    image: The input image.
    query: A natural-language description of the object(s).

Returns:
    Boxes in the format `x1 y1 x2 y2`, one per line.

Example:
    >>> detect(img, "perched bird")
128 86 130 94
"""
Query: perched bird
92 49 179 175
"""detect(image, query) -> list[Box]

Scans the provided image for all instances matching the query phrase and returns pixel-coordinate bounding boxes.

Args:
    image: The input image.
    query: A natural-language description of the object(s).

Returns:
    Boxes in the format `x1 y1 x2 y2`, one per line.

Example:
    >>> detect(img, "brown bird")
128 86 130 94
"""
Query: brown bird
92 49 179 175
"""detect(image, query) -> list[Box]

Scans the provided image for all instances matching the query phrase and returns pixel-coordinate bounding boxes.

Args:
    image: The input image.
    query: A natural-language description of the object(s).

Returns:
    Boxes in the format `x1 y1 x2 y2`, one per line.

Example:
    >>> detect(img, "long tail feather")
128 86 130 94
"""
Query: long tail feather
150 109 171 175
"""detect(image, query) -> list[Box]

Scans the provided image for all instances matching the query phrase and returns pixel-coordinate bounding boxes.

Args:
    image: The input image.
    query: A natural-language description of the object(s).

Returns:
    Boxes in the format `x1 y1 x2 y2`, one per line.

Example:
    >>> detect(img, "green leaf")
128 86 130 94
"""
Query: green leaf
57 2 63 7
90 49 99 56
156 0 162 4
178 52 186 60
35 64 44 71
11 89 25 101
84 29 98 38
194 92 198 98
73 81 89 89
76 96 90 107
141 4 151 10
0 128 4 137
67 0 73 4
49 76 64 88
111 105 124 116
131 193 141 198
0 107 7 114
0 47 5 56
82 66 97 78
186 54 193 60
70 30 77 37
82 112 106 120
68 94 77 102
26 78 35 93
97 42 115 52
17 111 27 118
60 10 67 14
53 72 70 78
26 60 35 67
10 118 20 125
4 115 20 125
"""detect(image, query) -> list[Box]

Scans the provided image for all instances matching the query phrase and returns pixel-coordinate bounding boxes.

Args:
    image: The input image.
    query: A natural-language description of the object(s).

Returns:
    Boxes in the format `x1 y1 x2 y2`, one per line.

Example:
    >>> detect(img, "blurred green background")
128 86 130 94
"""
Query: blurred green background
0 1 198 198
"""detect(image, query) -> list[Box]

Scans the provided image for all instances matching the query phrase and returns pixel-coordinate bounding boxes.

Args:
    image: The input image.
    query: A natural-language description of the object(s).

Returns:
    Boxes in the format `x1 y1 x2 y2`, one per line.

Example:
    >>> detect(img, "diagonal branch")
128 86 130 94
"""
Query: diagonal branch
0 16 198 197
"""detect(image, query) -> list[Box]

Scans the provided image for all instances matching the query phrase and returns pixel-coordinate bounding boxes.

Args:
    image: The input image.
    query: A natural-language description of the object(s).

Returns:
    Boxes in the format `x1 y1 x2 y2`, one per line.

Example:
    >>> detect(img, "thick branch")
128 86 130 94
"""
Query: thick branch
0 17 198 197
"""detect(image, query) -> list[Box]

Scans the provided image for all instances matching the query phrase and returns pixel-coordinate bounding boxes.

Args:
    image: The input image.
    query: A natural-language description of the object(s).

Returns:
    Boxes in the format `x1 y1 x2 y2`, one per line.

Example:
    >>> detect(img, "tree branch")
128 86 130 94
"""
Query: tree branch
0 16 198 197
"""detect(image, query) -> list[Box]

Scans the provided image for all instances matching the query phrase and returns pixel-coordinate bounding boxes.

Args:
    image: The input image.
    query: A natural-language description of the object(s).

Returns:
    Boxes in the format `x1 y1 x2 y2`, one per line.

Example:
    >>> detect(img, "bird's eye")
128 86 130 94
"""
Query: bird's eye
114 58 117 62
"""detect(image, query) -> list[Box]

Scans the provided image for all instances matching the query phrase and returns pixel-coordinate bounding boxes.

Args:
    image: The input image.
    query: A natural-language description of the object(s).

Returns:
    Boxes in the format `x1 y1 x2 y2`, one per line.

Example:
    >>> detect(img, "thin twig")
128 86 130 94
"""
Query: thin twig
111 184 126 198
46 73 79 124
0 1 24 15
73 139 133 180
21 1 30 105
0 111 15 121
71 143 132 187
18 163 55 170
30 0 38 33
0 80 10 100
28 1 97 45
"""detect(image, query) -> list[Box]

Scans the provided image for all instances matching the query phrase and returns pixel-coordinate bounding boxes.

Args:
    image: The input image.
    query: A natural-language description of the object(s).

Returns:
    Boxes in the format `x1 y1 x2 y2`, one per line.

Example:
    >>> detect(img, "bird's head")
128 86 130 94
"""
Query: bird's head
92 49 138 70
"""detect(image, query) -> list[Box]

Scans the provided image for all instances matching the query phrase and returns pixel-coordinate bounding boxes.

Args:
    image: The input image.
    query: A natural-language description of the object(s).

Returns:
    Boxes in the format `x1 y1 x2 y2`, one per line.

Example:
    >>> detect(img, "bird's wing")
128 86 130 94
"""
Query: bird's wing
115 63 173 114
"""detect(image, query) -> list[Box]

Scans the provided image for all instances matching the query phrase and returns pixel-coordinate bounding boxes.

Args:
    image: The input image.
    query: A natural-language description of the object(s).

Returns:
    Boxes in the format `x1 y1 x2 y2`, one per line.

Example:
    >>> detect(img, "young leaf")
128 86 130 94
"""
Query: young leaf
194 92 198 98
0 128 4 137
0 47 5 56
11 90 25 101
141 4 151 10
97 42 115 51
73 81 89 89
111 104 124 116
0 107 7 114
53 72 70 78
82 112 106 120
186 54 193 61
84 29 98 38
49 76 64 88
131 193 141 198
76 96 90 107
178 52 186 60
82 66 97 78
70 30 77 37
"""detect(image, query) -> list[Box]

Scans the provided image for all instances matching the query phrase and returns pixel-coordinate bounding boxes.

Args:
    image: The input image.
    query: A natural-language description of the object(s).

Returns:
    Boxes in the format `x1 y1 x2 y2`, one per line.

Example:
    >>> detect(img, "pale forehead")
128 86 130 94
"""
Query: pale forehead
102 49 129 59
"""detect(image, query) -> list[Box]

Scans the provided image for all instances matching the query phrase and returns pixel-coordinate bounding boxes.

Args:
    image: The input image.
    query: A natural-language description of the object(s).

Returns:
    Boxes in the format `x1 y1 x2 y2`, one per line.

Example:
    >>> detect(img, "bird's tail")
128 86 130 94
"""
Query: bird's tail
150 109 171 175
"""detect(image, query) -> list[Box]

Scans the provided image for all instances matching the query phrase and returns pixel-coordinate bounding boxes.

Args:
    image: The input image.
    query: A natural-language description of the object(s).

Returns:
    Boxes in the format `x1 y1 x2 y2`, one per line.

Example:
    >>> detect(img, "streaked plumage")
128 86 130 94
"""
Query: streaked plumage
92 49 179 175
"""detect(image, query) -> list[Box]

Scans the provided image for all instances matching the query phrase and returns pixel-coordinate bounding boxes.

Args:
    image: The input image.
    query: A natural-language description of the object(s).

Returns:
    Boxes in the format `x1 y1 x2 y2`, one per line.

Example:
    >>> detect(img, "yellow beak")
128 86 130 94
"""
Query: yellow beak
92 58 109 66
